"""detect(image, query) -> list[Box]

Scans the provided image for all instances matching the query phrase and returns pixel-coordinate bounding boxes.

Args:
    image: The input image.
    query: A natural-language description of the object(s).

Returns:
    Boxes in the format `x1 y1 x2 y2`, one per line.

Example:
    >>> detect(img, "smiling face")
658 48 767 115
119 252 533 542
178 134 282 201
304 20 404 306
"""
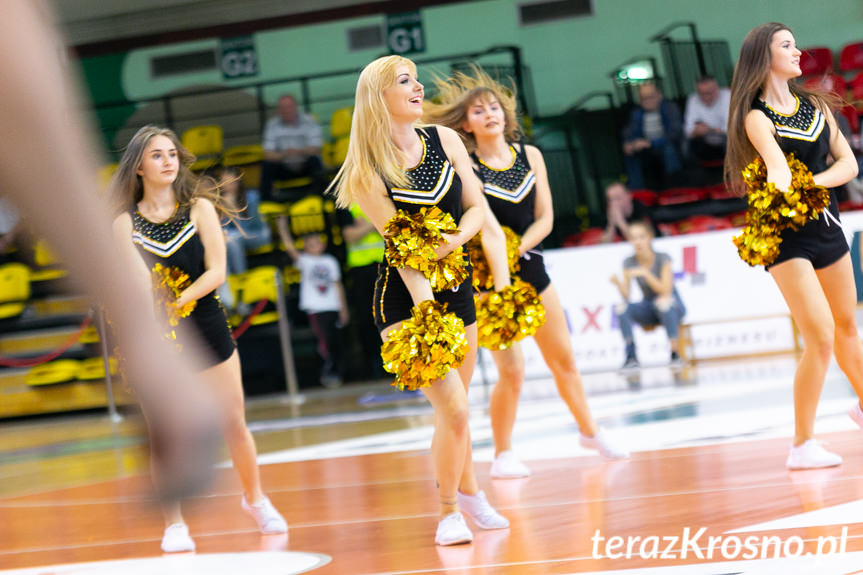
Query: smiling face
769 29 802 79
382 65 424 122
136 134 179 188
463 92 506 139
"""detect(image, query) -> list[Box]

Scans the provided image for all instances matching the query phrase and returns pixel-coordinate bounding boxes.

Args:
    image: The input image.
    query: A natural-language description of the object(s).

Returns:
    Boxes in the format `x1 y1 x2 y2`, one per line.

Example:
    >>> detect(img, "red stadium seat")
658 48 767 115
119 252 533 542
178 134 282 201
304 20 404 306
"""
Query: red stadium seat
840 105 860 135
800 46 833 77
729 211 748 227
707 183 737 201
840 41 863 73
803 74 846 97
657 222 678 236
630 188 658 207
563 227 605 247
675 215 733 235
656 187 710 206
839 200 863 212
850 73 863 107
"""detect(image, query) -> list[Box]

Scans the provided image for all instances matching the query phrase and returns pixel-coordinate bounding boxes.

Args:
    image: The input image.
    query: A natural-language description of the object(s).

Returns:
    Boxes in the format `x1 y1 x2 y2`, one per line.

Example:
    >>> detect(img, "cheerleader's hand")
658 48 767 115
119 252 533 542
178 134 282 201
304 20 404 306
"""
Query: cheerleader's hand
434 232 458 260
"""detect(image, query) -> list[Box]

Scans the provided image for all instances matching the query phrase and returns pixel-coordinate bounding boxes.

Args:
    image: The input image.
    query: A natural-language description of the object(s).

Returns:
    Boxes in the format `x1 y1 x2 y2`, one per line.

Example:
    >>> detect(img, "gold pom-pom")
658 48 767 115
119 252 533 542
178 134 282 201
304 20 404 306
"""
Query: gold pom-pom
152 263 197 327
475 278 546 350
381 300 468 391
733 154 830 266
383 206 469 291
466 226 522 291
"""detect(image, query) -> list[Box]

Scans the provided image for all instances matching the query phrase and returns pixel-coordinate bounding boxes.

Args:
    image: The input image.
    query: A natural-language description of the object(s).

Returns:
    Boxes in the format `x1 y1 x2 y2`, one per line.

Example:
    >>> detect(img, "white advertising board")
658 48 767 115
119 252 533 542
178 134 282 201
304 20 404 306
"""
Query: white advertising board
475 211 863 380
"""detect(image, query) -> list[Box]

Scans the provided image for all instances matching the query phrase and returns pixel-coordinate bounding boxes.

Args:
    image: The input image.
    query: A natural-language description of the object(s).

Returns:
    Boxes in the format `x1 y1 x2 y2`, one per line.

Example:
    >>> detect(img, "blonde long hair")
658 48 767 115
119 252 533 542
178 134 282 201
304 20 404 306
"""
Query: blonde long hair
329 55 419 209
724 23 841 196
109 125 236 221
424 64 520 152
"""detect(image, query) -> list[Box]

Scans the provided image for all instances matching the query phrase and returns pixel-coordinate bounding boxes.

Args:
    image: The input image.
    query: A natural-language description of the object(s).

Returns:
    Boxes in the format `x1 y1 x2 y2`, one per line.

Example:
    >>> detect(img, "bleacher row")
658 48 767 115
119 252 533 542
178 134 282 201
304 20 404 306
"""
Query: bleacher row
798 40 863 136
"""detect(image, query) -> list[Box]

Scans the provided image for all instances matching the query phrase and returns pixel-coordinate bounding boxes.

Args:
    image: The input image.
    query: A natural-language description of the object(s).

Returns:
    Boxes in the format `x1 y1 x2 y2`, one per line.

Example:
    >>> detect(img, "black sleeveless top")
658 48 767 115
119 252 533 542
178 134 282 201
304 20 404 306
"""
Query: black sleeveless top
752 95 830 176
384 127 463 222
471 143 536 236
131 203 235 365
132 205 206 281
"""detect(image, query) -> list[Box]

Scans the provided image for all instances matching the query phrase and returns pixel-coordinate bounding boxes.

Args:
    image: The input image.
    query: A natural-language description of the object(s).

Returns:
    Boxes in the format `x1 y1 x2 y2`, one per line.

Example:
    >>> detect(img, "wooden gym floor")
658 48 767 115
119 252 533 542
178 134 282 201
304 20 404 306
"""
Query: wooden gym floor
4 356 863 574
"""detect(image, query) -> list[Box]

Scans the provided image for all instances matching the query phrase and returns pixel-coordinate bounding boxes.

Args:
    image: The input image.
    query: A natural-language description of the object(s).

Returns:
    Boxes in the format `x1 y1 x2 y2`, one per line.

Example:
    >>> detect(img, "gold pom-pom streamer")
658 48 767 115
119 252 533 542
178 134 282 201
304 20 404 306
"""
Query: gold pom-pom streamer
732 153 830 266
383 206 469 291
475 278 546 350
466 226 522 291
381 300 468 391
152 263 197 328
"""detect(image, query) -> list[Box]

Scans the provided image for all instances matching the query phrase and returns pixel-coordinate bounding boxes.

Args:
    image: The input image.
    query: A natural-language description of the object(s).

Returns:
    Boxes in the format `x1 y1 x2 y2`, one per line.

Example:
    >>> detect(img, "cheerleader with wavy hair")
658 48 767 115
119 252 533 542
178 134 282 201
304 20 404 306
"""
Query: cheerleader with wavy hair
111 125 286 552
425 66 629 479
329 55 513 545
725 23 862 469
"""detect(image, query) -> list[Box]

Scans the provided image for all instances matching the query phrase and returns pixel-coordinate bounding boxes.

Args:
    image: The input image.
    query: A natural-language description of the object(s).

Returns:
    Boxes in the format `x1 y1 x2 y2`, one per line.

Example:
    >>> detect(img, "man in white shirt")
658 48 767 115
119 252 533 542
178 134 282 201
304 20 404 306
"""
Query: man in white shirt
684 76 731 163
260 93 324 200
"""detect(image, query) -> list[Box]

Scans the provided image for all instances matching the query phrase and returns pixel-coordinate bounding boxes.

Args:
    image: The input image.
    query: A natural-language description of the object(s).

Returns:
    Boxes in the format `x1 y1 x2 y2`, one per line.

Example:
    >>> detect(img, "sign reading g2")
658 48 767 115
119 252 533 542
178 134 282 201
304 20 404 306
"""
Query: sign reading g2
219 36 258 80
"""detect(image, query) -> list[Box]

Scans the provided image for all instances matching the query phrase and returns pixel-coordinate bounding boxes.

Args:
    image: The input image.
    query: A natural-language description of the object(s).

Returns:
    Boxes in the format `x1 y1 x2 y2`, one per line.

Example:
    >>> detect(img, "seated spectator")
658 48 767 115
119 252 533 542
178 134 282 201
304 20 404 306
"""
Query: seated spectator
610 221 685 369
684 75 730 163
218 167 272 312
276 219 348 388
260 94 324 200
622 82 683 190
601 182 661 243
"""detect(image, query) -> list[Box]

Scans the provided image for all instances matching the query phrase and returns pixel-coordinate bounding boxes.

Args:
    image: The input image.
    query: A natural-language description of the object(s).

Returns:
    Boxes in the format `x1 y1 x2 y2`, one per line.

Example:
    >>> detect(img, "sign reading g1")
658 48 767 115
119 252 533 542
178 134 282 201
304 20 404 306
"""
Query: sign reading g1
219 36 258 80
386 12 425 55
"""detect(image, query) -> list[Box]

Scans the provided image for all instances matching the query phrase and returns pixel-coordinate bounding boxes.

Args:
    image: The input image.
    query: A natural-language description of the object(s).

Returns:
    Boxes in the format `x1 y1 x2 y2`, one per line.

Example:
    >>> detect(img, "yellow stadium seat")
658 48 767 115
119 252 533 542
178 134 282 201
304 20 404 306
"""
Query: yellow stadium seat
288 195 327 237
241 266 279 304
97 163 118 194
258 201 290 219
76 357 118 381
239 267 281 326
0 262 30 318
181 125 223 171
26 359 80 386
34 239 58 267
223 145 264 167
321 142 336 169
283 265 301 286
226 273 245 306
78 325 100 344
331 136 350 166
330 107 352 139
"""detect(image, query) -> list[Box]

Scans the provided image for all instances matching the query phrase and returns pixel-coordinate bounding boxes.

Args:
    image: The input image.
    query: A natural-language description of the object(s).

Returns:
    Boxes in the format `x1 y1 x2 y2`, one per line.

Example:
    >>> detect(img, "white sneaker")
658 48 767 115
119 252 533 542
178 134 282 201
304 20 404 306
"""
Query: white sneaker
457 490 509 529
786 439 843 470
580 430 630 459
242 495 288 534
490 451 531 479
161 523 195 553
435 512 473 546
849 403 863 430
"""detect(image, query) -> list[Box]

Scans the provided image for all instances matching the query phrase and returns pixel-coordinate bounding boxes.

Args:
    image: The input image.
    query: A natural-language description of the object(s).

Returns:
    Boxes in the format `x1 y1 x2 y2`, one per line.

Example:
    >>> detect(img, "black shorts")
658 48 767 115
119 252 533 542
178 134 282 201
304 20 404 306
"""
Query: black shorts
766 206 848 271
516 249 552 294
186 294 237 369
373 261 476 331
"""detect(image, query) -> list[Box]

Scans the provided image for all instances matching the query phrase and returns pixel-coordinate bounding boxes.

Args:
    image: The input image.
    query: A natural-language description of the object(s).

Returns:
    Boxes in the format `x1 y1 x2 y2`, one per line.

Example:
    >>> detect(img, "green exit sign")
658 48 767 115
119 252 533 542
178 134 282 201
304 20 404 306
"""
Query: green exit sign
386 12 425 55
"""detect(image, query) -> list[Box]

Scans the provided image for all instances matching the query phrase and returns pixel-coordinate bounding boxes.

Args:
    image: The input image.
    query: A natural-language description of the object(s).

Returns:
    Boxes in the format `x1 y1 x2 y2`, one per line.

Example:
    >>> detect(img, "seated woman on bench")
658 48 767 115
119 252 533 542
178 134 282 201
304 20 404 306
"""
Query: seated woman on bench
610 221 686 369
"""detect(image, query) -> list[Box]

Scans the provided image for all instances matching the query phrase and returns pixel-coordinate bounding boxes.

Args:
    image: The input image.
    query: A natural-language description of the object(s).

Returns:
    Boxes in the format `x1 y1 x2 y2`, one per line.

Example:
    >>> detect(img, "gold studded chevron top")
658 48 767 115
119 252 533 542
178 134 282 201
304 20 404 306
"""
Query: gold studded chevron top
384 127 463 222
753 94 830 175
471 143 536 235
130 203 236 365
131 205 206 281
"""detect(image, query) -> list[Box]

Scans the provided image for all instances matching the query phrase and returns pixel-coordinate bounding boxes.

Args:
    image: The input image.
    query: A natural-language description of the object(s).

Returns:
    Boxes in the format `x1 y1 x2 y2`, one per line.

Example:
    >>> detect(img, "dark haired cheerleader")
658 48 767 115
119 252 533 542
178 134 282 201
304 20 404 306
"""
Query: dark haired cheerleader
111 125 286 552
726 23 862 469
